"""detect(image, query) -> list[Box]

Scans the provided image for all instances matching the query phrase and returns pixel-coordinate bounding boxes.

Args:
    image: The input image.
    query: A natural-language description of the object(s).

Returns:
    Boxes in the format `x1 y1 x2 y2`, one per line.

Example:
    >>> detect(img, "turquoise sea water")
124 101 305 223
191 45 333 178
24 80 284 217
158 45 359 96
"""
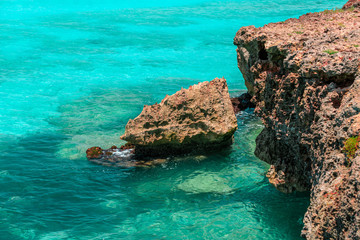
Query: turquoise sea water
0 0 344 239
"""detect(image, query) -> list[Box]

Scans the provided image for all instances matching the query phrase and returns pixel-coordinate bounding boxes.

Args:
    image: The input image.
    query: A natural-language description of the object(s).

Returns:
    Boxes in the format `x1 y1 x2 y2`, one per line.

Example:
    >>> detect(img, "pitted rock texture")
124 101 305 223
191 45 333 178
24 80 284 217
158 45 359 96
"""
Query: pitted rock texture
234 2 360 239
121 77 238 156
343 0 360 9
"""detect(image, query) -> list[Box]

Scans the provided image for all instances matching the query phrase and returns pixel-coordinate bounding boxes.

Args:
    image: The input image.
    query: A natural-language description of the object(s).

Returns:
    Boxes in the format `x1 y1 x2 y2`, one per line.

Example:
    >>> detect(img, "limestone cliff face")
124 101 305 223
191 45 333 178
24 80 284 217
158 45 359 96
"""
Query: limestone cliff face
234 2 360 239
121 78 238 156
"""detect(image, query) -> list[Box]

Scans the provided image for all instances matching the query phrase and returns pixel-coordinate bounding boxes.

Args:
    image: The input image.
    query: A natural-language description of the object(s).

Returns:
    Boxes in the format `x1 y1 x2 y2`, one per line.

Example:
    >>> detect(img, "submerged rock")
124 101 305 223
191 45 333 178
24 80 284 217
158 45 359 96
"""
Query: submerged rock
121 77 238 157
86 145 167 168
86 146 135 167
234 1 360 238
177 172 233 194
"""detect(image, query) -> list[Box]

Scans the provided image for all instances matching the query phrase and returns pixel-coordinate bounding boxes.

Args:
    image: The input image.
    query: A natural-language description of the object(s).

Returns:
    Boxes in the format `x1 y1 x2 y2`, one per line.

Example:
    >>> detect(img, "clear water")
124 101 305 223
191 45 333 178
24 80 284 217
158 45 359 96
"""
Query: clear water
0 0 344 239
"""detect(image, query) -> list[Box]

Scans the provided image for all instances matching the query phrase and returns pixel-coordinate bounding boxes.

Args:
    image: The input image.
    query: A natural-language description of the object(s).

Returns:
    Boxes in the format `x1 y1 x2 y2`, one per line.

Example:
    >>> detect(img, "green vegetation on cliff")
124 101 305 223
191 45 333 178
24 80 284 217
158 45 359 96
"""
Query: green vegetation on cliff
343 136 360 159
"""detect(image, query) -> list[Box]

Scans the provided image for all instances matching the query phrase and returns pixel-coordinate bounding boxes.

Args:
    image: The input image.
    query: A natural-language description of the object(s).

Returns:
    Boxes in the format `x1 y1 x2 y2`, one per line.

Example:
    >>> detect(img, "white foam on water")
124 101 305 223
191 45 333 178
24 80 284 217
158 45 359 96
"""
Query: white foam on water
112 149 134 157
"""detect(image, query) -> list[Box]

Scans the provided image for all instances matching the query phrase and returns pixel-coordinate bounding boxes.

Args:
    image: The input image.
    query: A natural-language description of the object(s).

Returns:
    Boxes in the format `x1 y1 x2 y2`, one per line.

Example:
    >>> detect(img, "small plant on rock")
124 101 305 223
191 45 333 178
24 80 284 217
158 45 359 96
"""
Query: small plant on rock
323 49 339 55
343 136 360 165
293 31 304 35
322 7 354 14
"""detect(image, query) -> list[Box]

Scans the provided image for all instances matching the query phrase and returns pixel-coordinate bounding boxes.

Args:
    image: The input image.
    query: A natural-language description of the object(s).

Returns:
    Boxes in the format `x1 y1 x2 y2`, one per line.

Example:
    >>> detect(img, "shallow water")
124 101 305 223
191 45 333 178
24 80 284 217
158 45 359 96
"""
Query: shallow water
0 0 344 239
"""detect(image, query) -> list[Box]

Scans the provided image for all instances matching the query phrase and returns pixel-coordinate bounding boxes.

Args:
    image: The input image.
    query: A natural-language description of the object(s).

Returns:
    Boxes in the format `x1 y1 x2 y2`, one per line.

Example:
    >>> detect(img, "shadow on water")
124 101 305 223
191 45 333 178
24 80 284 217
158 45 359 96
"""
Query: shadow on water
45 79 203 160
79 110 308 239
0 109 310 239
0 130 135 239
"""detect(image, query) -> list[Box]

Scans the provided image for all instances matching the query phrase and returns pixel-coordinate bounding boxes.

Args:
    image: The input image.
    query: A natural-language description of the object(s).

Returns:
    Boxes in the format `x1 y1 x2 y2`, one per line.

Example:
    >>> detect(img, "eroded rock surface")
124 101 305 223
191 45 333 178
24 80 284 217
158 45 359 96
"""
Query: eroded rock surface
343 0 360 9
234 2 360 239
121 77 238 156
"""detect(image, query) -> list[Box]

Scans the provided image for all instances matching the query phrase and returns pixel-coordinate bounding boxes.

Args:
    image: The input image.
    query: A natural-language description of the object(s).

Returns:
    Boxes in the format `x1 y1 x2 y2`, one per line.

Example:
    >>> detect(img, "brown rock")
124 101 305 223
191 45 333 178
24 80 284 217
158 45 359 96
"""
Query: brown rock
87 146 137 167
234 3 360 239
120 142 135 151
343 0 360 9
121 77 238 156
86 147 103 159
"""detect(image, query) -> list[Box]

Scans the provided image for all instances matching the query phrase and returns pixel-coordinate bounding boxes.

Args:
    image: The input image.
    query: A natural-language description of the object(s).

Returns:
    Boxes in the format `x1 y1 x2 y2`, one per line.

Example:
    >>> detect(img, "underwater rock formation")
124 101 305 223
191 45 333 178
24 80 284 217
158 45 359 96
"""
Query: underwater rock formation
234 1 360 239
121 77 238 157
86 145 168 168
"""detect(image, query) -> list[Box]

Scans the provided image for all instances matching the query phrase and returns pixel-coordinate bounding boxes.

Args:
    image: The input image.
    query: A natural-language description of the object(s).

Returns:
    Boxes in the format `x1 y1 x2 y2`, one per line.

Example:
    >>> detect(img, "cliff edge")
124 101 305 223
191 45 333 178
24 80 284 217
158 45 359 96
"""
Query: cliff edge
234 1 360 239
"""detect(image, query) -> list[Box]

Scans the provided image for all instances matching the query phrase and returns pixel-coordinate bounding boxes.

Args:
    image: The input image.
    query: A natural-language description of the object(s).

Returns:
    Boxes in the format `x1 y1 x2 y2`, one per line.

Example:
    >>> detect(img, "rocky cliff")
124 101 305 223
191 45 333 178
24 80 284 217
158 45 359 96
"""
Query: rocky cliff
234 1 360 239
121 77 238 156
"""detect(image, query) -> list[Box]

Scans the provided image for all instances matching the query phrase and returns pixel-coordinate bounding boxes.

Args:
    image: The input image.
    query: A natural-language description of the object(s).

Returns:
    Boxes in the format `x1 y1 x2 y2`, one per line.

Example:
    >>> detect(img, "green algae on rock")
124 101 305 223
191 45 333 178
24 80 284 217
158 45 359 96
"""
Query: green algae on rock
121 77 238 157
343 136 360 159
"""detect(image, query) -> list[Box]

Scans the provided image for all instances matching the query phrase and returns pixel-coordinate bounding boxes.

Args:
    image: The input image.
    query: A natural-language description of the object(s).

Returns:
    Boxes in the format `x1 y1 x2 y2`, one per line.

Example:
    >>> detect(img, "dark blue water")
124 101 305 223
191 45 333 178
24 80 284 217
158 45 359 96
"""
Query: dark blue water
0 0 344 239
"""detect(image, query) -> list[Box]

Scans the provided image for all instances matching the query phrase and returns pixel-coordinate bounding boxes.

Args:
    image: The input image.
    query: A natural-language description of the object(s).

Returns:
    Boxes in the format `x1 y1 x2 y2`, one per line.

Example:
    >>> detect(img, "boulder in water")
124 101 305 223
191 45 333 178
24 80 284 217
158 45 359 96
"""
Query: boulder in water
121 77 238 156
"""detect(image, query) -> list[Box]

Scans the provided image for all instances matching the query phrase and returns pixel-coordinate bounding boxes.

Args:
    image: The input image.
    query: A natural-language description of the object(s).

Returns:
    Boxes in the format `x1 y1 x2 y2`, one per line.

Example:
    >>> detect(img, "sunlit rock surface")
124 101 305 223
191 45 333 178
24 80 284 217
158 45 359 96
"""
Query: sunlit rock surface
234 1 360 238
121 78 238 157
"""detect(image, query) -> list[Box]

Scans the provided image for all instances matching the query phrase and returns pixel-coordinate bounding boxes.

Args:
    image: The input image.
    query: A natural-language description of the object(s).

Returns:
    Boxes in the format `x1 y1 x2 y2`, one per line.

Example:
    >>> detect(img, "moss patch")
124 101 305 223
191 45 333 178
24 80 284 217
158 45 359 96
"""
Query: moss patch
323 49 339 55
343 136 360 161
322 7 355 14
293 31 304 35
